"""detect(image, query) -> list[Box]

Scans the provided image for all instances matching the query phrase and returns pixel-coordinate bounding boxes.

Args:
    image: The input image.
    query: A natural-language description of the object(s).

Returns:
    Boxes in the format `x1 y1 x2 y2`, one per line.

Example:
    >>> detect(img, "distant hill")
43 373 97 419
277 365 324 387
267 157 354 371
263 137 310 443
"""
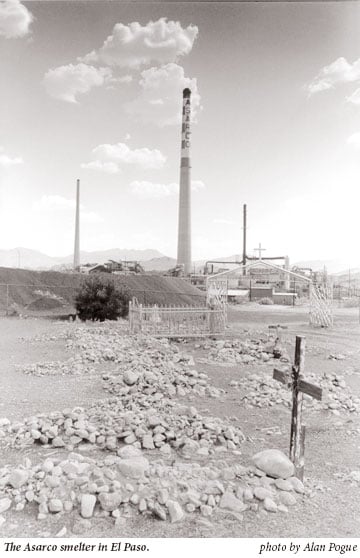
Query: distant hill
0 248 61 269
142 256 177 272
292 260 360 274
0 248 166 270
60 248 165 265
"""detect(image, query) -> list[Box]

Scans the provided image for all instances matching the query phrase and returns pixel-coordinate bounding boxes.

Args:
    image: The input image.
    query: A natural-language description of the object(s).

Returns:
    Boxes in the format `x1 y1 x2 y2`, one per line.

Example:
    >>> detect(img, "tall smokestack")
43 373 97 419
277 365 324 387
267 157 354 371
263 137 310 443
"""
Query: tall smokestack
73 178 80 270
177 88 192 275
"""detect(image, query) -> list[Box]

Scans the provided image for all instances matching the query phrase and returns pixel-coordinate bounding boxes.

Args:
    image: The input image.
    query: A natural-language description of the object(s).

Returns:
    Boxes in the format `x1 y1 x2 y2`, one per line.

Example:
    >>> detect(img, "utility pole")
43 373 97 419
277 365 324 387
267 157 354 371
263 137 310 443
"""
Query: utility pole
73 179 80 270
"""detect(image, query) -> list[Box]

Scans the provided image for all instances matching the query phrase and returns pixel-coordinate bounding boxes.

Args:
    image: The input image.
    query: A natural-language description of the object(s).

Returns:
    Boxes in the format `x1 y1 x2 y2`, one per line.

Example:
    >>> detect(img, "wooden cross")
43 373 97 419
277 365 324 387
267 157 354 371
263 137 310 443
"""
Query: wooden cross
273 335 322 481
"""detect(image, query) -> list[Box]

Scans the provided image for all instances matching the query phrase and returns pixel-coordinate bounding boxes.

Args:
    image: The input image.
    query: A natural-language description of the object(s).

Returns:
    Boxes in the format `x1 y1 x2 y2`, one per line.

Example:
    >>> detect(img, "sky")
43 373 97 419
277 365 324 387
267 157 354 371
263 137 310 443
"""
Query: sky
1 0 360 266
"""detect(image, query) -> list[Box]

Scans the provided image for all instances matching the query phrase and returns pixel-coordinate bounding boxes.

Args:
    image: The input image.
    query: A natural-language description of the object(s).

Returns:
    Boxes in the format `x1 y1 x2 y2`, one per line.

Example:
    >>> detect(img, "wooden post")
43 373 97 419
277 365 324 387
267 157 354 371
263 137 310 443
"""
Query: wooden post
289 335 305 478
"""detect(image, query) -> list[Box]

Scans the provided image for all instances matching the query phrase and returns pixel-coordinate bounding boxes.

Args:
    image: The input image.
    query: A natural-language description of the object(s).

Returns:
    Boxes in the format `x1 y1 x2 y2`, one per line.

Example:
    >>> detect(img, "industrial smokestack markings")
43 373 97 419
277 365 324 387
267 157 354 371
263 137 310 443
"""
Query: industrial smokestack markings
177 88 192 275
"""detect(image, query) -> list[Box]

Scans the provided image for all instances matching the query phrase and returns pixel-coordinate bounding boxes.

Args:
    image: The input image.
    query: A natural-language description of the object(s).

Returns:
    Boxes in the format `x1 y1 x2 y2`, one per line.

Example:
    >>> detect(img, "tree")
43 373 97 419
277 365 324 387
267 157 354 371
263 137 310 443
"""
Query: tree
75 276 130 322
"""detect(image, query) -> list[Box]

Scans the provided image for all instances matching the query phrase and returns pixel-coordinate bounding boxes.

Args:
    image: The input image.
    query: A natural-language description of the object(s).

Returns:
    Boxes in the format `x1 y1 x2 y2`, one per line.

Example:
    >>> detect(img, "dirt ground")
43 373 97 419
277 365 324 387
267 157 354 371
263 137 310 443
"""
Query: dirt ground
0 303 359 538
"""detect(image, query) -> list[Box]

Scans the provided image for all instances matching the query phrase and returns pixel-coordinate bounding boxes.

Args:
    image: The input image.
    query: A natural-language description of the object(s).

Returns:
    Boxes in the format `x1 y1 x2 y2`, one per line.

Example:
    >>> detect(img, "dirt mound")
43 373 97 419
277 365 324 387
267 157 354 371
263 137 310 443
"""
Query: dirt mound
0 267 205 315
26 297 64 311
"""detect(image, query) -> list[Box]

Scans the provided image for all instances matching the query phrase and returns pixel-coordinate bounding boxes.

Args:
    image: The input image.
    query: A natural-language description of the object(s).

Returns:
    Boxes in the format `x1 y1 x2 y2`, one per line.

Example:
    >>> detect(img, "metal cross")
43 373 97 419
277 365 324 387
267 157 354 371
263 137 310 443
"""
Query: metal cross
254 243 266 260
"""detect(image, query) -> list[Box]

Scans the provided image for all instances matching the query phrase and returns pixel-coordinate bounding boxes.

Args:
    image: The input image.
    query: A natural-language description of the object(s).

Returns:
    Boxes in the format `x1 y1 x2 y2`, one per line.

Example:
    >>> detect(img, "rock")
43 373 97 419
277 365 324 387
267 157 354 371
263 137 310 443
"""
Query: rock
55 527 67 537
0 516 5 528
118 457 149 479
153 504 167 521
288 477 305 494
117 446 142 459
124 433 137 445
81 494 96 518
25 491 35 502
52 437 65 448
253 487 273 501
252 449 295 479
157 489 169 505
98 492 122 512
31 429 42 440
130 494 139 505
142 435 155 450
0 498 11 513
123 371 139 386
263 498 278 512
203 480 225 495
279 492 297 506
274 478 293 491
139 499 147 513
167 501 184 523
200 504 213 517
160 444 171 455
64 501 73 512
243 488 253 501
48 499 63 513
207 495 216 507
8 469 29 488
219 492 247 513
39 503 49 515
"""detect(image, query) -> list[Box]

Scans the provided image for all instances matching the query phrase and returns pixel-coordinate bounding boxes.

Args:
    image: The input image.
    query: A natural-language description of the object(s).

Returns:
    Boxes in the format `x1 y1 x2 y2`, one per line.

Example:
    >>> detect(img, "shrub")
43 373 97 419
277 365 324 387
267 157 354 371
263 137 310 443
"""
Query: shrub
75 276 130 322
258 297 274 305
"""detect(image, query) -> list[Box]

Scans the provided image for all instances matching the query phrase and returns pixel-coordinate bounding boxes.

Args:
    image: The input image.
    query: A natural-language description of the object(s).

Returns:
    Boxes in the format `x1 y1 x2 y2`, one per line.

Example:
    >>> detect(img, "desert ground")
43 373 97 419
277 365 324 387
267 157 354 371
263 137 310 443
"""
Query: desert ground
0 302 359 539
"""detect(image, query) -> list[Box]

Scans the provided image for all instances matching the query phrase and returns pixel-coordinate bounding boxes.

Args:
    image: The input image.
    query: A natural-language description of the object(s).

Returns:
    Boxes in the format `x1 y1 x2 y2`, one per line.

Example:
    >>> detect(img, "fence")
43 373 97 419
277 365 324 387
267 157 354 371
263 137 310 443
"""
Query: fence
129 298 226 337
309 283 333 328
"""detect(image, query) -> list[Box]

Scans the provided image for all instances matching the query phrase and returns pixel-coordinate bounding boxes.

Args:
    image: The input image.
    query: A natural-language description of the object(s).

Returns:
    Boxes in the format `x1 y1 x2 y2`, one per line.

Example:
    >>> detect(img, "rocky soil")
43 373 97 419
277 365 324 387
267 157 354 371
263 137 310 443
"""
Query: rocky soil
0 306 359 538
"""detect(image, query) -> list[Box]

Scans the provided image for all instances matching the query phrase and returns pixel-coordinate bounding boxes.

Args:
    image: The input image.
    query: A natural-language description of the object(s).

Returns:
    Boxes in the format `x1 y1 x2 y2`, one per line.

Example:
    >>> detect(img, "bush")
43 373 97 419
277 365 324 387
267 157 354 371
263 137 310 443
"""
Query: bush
75 277 130 322
258 297 274 305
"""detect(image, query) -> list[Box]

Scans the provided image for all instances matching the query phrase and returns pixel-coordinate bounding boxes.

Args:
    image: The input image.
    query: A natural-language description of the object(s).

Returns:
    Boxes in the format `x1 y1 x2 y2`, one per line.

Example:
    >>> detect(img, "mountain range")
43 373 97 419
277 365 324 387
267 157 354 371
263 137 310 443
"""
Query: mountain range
0 247 358 276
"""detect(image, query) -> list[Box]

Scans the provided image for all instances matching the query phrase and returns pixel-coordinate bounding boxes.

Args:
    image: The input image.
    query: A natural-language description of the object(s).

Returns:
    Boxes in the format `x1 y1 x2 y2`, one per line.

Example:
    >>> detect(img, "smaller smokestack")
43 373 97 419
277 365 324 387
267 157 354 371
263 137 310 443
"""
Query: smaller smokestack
73 179 80 270
242 203 247 275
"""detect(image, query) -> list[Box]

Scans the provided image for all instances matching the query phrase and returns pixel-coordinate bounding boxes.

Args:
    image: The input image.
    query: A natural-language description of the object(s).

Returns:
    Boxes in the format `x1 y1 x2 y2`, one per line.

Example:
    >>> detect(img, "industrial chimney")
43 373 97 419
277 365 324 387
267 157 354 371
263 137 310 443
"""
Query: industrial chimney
176 88 192 275
73 178 80 270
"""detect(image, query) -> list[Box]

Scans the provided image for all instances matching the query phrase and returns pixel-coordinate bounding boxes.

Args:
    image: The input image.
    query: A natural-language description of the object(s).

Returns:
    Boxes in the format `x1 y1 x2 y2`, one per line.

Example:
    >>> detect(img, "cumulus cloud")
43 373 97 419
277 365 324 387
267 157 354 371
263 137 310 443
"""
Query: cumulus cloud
0 146 23 166
82 142 166 173
32 195 103 223
81 18 198 69
130 179 204 199
0 0 33 39
43 63 112 103
105 74 132 89
347 88 360 105
126 63 202 126
307 57 360 96
347 132 360 149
